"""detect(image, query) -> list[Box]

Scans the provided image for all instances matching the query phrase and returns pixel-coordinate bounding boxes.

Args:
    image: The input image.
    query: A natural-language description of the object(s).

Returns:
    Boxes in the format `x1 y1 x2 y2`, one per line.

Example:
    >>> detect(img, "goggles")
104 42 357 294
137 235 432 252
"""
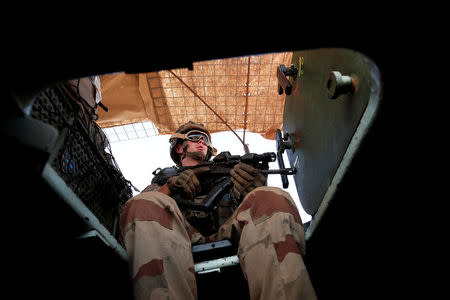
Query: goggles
171 130 212 146
184 130 211 145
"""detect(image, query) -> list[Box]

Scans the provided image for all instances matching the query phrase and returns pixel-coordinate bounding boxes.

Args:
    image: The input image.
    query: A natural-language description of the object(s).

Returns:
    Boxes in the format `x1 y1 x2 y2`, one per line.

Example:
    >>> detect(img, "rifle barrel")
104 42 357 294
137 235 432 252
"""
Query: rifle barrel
260 168 297 175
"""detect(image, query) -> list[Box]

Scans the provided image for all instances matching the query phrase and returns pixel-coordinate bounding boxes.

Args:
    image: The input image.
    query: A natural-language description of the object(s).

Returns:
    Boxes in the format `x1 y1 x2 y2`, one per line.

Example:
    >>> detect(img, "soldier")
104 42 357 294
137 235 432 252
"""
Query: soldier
119 121 317 300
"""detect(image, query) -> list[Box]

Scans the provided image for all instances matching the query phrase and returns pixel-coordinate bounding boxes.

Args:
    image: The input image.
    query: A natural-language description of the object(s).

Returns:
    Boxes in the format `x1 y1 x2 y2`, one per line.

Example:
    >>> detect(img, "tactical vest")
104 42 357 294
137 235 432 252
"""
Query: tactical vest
151 166 234 236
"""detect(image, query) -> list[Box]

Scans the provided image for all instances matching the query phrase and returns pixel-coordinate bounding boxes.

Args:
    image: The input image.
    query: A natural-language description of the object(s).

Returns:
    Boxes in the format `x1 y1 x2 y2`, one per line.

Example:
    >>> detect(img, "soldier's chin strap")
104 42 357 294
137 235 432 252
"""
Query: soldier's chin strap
181 140 207 162
183 151 206 161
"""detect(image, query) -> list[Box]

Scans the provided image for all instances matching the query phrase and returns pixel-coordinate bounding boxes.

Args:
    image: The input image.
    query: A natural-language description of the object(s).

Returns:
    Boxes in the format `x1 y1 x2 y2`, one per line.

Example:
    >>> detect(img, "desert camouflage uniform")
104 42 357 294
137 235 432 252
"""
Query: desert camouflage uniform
119 185 317 300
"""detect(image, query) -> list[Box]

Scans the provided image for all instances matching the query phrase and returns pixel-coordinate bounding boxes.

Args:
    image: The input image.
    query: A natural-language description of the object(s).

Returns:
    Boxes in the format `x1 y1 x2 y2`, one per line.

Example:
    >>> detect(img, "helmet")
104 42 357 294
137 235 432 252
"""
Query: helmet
169 121 217 165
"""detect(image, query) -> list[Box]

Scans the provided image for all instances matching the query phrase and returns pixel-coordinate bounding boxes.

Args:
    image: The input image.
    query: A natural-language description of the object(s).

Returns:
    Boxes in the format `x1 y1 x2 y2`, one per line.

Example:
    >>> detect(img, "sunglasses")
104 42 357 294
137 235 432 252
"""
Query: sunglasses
185 130 211 145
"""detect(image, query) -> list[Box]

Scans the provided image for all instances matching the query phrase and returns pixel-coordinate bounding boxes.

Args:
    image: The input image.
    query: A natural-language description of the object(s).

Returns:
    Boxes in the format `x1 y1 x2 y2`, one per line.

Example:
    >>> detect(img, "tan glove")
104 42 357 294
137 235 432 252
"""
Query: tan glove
230 163 266 200
165 167 210 199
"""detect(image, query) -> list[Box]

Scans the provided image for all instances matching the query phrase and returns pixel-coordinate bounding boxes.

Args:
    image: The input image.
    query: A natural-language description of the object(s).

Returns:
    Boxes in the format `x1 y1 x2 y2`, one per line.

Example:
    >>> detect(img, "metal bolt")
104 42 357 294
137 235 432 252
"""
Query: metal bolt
327 71 355 99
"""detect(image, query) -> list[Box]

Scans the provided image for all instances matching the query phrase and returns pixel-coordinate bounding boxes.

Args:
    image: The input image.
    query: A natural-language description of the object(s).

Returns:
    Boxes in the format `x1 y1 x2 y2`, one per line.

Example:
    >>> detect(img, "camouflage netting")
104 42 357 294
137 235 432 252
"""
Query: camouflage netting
97 52 292 139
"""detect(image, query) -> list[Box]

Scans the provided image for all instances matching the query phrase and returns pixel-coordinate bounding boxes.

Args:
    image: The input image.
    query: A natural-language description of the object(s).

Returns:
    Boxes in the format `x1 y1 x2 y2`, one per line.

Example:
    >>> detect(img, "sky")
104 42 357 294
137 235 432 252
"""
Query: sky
106 126 311 223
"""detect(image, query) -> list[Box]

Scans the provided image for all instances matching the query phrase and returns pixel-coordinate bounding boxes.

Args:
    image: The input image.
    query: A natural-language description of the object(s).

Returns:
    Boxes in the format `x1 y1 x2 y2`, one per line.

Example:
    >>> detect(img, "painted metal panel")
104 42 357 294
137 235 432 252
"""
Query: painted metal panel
282 48 381 216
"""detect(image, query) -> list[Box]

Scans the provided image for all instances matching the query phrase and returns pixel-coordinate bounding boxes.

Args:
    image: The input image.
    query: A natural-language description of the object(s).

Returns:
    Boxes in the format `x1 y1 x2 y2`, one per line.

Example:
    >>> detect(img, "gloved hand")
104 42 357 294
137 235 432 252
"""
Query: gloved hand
166 167 210 199
230 163 266 200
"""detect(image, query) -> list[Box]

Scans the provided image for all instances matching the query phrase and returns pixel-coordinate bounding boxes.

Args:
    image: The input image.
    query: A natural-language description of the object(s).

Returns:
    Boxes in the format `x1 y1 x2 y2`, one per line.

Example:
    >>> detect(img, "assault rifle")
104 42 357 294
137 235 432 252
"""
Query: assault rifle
152 150 296 213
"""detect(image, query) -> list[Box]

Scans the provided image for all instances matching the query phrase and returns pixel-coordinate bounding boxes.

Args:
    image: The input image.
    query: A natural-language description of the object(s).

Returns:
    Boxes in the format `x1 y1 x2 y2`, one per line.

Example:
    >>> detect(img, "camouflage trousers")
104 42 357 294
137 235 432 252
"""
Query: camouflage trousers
119 186 317 300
